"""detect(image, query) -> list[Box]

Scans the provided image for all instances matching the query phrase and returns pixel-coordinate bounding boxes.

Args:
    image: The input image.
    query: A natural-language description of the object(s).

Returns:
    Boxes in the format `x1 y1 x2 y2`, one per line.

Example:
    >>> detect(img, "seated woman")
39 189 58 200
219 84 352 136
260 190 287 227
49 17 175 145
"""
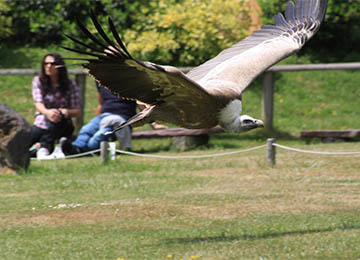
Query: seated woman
29 52 81 158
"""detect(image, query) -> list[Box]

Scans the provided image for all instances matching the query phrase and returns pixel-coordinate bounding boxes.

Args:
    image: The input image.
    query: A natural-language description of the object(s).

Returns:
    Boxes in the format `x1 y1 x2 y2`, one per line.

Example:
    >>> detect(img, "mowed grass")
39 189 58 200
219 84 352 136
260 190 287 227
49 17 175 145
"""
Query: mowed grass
1 141 360 259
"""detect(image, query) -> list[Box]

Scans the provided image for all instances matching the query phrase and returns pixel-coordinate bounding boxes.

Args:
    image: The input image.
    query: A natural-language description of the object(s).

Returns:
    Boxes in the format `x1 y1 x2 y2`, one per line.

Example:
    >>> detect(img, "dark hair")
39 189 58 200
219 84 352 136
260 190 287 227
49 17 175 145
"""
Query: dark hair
39 52 70 98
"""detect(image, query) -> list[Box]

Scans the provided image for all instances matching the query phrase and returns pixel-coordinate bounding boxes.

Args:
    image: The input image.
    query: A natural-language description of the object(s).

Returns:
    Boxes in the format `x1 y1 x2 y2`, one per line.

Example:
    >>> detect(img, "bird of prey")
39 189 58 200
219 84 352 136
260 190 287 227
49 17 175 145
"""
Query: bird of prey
64 0 327 133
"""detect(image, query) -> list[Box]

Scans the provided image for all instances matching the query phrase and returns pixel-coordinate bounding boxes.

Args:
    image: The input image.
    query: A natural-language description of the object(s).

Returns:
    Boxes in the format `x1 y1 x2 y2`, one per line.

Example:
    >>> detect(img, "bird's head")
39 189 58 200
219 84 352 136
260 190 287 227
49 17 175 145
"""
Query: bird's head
218 100 264 133
219 114 264 133
238 115 264 132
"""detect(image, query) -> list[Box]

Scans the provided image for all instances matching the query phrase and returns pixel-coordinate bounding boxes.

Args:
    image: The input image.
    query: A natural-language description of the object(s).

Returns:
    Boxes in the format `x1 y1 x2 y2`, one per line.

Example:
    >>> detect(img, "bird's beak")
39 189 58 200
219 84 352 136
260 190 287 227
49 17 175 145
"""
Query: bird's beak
256 119 264 128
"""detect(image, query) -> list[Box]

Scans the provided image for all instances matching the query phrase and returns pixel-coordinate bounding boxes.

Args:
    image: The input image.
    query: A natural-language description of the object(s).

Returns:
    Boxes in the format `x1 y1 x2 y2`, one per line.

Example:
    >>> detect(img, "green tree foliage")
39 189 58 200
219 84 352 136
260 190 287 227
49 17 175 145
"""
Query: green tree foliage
258 0 360 62
1 0 253 66
2 0 103 46
312 0 360 62
1 0 144 47
2 0 359 64
0 0 12 39
123 0 252 66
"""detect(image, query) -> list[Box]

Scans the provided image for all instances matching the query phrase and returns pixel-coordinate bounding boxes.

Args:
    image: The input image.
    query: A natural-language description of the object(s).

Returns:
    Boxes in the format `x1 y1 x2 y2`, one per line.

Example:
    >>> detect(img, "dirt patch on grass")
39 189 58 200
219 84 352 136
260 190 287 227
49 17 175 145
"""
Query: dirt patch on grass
4 178 360 228
3 200 186 227
0 191 49 198
172 153 360 219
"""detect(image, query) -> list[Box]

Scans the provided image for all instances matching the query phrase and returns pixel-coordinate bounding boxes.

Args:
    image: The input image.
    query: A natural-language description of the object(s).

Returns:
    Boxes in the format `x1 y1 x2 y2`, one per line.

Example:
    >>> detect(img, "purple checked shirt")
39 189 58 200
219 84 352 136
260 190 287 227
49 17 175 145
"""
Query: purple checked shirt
32 76 80 129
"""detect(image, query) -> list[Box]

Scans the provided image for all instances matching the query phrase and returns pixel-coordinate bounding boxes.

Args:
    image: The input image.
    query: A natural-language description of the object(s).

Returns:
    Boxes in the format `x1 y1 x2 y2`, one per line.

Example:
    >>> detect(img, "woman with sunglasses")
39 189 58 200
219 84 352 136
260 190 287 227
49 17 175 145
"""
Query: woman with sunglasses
29 52 81 158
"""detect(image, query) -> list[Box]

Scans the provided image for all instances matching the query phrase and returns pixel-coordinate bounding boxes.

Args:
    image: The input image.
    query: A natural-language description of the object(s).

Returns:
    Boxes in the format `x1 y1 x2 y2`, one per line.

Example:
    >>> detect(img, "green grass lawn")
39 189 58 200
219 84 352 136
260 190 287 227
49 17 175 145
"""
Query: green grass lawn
1 141 360 259
1 46 360 259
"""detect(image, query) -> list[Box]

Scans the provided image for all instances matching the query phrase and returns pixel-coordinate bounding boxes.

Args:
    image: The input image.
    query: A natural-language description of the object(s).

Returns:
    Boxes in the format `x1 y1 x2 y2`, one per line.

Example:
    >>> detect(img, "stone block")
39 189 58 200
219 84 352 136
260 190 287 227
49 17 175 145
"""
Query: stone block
171 134 209 151
0 103 31 174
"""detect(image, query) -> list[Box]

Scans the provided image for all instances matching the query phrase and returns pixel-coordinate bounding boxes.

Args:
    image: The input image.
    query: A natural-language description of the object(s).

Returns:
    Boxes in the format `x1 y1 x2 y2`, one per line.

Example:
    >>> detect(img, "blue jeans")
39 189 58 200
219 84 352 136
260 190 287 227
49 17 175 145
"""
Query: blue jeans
72 113 112 152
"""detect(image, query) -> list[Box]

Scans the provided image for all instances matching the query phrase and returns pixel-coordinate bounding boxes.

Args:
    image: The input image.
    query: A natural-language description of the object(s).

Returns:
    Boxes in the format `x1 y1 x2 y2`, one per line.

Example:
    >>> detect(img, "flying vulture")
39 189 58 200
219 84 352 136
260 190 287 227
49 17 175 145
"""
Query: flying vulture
64 0 327 133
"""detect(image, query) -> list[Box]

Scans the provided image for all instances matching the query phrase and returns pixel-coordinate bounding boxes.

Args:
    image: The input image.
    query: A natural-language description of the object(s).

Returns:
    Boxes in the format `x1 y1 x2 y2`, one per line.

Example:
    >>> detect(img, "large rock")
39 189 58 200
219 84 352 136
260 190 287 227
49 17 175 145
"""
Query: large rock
0 103 31 174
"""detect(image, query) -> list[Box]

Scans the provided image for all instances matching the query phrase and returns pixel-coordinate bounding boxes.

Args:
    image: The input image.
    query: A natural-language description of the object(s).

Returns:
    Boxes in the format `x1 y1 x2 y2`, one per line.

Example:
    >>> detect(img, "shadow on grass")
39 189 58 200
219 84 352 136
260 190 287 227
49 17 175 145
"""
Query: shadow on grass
165 222 360 244
132 144 172 154
131 128 299 153
212 128 297 141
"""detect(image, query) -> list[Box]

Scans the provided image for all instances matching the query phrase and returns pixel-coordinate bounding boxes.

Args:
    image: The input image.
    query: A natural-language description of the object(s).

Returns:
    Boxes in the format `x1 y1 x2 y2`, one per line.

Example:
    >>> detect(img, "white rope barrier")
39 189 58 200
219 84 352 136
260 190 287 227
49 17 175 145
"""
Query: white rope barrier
273 143 360 155
113 144 267 159
30 139 360 165
62 149 101 158
31 143 266 161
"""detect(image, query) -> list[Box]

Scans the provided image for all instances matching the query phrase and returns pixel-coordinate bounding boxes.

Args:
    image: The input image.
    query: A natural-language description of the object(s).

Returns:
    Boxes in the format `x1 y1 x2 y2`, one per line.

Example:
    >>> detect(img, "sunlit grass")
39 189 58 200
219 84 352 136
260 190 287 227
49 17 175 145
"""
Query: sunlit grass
1 141 360 259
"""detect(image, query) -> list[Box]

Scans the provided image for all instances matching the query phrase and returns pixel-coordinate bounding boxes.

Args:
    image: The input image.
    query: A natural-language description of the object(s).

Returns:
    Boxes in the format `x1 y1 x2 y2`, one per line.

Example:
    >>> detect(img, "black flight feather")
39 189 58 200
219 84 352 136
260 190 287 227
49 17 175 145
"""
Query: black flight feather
107 16 133 59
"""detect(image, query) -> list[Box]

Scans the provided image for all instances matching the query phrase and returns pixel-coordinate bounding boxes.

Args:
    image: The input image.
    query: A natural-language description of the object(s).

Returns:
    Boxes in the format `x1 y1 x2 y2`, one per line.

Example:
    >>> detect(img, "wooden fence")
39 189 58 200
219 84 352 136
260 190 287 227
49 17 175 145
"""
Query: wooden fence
1 62 360 131
263 62 360 130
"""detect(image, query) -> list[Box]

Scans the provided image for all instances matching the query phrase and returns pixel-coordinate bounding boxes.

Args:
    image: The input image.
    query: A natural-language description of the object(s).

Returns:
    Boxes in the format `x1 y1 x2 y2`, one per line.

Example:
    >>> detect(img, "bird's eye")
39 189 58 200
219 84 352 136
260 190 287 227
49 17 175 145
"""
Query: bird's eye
243 119 253 124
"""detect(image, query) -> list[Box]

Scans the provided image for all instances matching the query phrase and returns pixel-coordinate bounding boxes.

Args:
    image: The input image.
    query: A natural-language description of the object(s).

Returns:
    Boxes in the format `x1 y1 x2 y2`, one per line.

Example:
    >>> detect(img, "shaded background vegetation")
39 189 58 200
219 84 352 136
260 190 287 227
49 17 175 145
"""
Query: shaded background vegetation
258 0 360 62
1 0 360 66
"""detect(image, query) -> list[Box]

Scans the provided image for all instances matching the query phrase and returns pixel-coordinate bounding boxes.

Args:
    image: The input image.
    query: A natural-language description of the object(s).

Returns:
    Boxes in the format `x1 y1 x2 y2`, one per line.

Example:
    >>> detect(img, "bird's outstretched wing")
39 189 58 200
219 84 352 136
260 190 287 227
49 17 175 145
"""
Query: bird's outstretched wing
63 12 218 111
186 0 327 95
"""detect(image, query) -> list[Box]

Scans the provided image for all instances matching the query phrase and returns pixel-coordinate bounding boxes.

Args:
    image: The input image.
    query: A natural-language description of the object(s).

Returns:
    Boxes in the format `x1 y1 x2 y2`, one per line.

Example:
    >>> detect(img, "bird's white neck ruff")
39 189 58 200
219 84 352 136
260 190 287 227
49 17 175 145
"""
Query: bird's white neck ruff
218 99 242 132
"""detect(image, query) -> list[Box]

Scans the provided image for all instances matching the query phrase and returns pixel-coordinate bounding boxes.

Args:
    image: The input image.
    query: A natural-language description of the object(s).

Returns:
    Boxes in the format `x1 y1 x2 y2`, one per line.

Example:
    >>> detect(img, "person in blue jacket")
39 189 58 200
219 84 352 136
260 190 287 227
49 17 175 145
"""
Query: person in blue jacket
61 82 166 155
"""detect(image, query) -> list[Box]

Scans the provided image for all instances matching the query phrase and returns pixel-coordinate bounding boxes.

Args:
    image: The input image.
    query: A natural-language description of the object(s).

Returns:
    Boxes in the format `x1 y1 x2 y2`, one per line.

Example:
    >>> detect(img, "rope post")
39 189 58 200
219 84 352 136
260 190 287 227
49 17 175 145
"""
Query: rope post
108 141 116 161
100 141 109 164
267 138 276 166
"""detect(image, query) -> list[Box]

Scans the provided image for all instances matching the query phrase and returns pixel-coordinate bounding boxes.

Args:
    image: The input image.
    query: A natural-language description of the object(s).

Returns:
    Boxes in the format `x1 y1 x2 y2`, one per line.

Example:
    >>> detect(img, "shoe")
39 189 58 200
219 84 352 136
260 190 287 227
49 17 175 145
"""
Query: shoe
48 144 65 159
36 147 49 160
60 137 81 156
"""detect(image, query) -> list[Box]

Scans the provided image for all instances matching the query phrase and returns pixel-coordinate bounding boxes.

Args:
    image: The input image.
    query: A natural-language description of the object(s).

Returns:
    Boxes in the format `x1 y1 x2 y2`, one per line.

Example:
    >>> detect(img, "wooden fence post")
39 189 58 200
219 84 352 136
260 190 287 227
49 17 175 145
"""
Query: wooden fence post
74 74 86 133
100 141 109 164
266 138 276 166
262 71 274 132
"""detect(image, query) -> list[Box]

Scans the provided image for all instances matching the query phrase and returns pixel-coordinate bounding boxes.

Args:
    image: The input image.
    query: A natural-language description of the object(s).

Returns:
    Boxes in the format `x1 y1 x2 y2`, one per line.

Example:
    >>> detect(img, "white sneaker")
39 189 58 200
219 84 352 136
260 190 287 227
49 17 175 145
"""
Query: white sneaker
36 147 49 160
48 144 66 159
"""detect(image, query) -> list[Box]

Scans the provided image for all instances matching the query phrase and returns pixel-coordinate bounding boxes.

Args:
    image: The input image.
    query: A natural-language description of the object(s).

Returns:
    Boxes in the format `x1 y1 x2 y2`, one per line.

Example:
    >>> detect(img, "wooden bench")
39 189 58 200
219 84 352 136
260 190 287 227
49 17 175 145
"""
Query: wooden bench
132 126 224 150
300 130 360 142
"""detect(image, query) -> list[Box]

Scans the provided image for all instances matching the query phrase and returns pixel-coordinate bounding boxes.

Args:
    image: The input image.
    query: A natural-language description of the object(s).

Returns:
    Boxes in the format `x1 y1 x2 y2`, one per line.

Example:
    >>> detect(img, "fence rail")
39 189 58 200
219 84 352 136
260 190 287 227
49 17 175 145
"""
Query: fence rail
2 62 360 131
0 68 87 75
